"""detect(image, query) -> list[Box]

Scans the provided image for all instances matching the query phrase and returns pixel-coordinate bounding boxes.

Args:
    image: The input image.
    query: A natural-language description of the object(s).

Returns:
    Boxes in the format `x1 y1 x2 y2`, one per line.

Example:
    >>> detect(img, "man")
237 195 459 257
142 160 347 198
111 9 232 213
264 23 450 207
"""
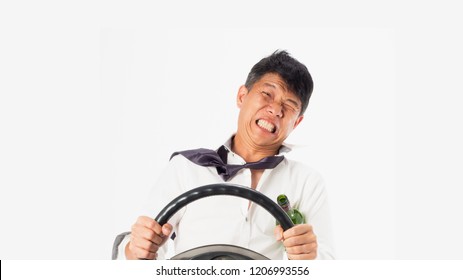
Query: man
116 50 334 260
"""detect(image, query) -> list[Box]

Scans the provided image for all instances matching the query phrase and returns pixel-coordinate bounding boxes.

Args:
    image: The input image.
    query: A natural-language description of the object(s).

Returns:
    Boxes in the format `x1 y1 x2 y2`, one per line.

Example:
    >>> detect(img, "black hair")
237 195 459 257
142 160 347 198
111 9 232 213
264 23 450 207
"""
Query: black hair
244 50 313 115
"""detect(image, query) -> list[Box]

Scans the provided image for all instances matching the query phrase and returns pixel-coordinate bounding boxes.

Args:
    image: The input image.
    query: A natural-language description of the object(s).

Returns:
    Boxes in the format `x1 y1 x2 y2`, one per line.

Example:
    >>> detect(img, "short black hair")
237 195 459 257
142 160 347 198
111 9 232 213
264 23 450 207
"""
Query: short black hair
244 50 313 115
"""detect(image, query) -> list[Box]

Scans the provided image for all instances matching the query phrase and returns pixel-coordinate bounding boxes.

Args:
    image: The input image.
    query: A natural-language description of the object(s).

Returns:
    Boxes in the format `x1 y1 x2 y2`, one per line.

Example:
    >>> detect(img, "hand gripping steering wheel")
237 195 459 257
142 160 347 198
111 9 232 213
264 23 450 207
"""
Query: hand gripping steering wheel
112 184 294 260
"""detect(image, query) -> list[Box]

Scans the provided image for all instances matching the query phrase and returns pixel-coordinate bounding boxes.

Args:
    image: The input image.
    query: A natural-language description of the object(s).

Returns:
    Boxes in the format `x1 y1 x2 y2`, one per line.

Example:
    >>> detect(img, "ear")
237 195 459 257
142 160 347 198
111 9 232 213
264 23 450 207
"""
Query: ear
293 115 304 129
236 85 248 108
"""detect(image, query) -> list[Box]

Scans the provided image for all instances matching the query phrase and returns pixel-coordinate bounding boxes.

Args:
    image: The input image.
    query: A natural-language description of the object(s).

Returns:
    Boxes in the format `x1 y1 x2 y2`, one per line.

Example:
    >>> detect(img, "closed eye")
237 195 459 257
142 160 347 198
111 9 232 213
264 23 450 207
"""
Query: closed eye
283 103 298 113
262 91 271 97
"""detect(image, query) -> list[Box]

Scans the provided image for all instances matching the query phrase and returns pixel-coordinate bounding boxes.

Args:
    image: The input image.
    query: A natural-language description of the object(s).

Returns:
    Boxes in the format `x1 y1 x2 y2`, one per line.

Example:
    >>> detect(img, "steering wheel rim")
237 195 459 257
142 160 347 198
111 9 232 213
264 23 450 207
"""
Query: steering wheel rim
155 183 294 231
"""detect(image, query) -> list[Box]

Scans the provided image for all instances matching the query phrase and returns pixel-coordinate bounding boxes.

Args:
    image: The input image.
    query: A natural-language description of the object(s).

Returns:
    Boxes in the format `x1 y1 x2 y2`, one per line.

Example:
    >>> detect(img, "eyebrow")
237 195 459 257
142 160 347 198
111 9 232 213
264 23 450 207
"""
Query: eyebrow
263 82 277 89
262 83 301 109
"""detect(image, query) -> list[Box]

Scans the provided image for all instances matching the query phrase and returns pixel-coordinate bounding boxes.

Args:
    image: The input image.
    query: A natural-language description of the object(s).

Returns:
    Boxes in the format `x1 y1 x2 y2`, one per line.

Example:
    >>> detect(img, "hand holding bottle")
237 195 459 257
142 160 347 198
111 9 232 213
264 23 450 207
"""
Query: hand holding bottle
125 216 172 260
274 224 318 260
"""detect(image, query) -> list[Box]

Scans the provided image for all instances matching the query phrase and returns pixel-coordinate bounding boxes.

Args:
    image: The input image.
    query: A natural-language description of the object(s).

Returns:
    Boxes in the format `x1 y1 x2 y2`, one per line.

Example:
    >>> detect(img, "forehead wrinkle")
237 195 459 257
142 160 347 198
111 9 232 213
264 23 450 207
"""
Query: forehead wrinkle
263 82 276 89
262 82 286 92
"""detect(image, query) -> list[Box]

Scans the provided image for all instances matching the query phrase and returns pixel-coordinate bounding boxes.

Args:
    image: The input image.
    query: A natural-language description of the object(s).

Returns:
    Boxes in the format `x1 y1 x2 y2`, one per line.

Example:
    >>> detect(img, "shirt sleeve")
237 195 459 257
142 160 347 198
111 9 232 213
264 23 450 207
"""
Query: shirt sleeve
114 233 131 260
299 169 336 260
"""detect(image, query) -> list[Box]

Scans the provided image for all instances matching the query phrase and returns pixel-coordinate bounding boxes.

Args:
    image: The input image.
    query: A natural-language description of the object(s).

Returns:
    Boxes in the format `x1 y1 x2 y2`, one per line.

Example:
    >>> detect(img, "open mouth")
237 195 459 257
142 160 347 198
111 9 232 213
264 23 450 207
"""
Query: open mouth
256 119 276 133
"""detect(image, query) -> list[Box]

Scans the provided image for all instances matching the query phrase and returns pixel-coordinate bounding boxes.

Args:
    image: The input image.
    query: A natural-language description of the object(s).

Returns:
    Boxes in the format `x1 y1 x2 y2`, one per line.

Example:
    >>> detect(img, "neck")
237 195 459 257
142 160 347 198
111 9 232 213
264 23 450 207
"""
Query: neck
231 133 280 162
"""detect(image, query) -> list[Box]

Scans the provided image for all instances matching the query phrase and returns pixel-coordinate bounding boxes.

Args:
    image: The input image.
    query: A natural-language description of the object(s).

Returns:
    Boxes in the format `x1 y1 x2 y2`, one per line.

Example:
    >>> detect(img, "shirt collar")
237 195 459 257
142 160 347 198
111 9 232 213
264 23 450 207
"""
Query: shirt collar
222 134 293 160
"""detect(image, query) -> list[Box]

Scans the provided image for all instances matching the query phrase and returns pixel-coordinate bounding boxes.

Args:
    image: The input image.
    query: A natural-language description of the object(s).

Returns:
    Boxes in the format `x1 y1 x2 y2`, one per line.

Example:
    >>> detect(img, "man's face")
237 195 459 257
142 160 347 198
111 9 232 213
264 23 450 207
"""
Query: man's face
236 73 304 150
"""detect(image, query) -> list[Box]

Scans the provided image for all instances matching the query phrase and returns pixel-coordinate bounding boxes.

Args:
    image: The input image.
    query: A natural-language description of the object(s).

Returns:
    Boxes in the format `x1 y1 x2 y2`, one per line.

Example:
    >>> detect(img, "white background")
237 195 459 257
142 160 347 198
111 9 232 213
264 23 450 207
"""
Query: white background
1 0 462 260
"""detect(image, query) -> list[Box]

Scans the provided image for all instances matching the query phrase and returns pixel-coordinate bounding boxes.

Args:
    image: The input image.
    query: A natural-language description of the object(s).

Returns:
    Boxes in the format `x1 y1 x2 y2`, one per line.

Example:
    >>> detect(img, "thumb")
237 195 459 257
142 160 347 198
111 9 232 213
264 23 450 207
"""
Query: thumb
161 223 173 237
274 225 283 241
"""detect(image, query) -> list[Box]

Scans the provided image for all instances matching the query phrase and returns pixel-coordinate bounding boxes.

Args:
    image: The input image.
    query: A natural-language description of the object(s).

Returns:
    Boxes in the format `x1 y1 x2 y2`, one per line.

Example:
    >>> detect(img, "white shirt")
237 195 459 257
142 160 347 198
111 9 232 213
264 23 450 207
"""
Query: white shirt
118 138 335 260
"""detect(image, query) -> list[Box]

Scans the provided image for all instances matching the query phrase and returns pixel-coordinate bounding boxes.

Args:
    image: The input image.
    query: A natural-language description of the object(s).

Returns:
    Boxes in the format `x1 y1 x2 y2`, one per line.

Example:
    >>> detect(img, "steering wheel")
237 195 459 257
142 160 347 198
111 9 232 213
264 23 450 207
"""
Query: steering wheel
157 183 294 260
112 184 294 260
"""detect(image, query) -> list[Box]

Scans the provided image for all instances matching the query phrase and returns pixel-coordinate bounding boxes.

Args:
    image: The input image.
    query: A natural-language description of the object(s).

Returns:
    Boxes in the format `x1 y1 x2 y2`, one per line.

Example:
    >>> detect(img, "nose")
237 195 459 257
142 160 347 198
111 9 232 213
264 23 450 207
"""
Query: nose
267 101 283 118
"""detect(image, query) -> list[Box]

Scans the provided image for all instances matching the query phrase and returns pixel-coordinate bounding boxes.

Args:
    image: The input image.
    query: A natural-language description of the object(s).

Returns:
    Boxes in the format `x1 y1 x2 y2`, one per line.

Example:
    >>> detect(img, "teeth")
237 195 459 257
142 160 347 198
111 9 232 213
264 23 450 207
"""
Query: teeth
257 119 276 133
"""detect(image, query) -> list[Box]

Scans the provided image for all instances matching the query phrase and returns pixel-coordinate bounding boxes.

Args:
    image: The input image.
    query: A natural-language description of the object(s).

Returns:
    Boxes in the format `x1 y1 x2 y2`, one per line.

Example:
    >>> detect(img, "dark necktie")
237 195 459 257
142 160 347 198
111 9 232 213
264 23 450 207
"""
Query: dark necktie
170 145 284 181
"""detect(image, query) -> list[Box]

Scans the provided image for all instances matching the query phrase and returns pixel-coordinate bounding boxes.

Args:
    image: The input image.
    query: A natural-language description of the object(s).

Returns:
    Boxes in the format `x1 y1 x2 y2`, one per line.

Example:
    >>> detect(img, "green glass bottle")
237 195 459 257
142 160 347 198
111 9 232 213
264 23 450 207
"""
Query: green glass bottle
276 194 305 225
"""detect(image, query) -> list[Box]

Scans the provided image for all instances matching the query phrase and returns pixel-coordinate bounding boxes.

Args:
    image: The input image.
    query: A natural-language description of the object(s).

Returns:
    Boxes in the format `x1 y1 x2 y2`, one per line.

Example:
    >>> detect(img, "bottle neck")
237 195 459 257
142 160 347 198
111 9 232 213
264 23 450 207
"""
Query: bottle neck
281 202 292 212
277 195 293 212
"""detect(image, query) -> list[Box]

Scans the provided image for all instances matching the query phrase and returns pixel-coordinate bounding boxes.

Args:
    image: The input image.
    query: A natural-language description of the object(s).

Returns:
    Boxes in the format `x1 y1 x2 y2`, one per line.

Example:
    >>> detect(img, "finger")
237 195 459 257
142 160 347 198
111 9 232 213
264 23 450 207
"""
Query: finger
161 223 173 237
131 224 163 245
136 216 163 235
287 251 317 260
128 241 158 260
285 242 317 255
135 250 157 260
131 236 160 253
274 225 283 241
283 233 316 248
283 224 313 239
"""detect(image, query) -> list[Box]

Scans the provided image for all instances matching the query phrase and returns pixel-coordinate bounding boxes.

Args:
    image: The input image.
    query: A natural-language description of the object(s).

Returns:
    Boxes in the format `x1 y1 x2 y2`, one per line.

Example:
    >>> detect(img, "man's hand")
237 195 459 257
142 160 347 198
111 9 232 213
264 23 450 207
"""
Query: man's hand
125 216 172 260
274 224 317 260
